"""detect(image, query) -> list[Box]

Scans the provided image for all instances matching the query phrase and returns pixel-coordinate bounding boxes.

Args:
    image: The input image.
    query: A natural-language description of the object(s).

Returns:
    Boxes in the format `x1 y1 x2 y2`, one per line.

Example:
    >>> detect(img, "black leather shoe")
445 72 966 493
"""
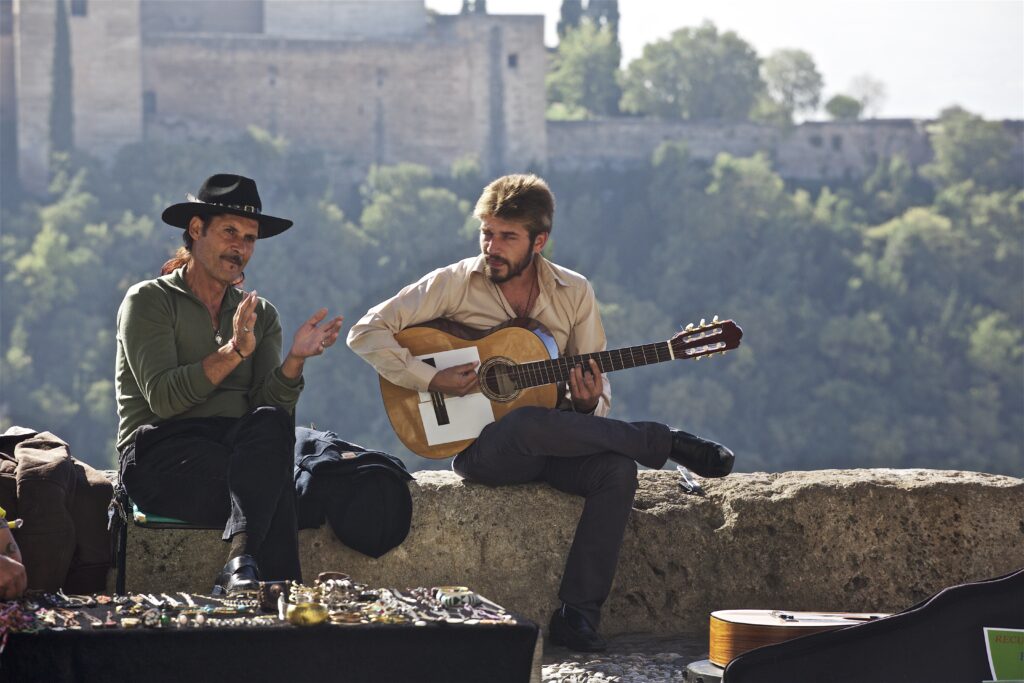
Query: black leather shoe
668 430 735 478
212 554 260 596
548 604 607 652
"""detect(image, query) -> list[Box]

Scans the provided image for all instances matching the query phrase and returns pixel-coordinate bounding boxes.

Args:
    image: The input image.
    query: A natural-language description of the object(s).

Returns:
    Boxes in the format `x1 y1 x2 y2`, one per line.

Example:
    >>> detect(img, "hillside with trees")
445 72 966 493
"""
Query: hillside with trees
1 103 1020 475
1 9 1020 476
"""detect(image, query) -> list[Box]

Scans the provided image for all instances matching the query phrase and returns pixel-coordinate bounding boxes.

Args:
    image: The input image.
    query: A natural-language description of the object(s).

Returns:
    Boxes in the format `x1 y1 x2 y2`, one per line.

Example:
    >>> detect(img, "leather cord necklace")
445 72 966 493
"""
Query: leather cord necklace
491 270 537 320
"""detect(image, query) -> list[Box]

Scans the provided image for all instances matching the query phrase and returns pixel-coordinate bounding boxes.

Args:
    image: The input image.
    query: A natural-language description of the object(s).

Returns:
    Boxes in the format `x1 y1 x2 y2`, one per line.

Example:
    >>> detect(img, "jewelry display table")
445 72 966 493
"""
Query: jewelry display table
0 587 540 683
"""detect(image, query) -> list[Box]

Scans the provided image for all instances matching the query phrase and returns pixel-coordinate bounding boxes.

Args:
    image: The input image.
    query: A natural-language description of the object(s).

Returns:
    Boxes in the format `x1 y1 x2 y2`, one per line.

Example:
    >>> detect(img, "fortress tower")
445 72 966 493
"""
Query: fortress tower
2 0 546 193
5 0 142 193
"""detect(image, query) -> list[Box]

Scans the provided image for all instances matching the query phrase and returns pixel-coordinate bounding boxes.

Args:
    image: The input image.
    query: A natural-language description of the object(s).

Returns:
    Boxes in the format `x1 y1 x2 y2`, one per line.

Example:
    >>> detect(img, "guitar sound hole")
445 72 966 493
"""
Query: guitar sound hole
479 357 520 402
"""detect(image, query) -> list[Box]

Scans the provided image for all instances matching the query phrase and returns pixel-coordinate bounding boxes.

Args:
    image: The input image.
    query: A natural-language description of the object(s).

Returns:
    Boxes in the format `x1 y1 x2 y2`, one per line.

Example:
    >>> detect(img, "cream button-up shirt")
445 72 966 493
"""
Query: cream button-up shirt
347 254 611 416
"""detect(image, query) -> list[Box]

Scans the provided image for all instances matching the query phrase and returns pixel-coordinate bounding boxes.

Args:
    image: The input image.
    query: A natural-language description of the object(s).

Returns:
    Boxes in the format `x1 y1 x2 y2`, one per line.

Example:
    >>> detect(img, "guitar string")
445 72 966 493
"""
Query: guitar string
489 271 538 390
515 341 673 388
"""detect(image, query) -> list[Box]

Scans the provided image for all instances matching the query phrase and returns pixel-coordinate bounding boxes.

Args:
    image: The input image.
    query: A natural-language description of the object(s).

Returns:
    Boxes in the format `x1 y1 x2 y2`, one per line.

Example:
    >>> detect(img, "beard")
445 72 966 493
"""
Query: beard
485 235 537 284
486 250 534 284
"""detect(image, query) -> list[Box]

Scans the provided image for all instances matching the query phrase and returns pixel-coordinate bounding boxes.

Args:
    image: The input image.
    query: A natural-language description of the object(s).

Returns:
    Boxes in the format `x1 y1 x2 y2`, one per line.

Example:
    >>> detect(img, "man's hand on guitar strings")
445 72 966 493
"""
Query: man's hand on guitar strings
428 361 480 396
568 359 602 413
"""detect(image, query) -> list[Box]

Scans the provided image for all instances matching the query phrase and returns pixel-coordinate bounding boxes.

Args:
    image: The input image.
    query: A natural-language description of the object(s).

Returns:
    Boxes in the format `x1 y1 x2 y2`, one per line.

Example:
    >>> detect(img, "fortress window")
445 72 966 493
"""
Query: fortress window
70 0 87 17
808 134 823 148
507 53 518 69
831 135 843 151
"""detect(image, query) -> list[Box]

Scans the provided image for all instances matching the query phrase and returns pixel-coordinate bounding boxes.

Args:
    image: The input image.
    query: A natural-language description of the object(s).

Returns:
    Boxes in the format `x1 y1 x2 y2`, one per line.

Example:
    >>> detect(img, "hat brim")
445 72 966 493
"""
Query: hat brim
162 202 293 239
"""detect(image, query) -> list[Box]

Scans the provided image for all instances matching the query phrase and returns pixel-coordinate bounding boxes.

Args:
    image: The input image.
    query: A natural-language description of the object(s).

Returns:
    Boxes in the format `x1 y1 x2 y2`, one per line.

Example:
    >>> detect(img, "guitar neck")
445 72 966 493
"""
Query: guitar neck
513 342 674 389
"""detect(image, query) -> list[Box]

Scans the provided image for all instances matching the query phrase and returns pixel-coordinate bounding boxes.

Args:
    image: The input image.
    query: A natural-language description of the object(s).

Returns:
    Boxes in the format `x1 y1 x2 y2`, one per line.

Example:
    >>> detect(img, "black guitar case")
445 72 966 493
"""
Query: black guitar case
724 567 1024 683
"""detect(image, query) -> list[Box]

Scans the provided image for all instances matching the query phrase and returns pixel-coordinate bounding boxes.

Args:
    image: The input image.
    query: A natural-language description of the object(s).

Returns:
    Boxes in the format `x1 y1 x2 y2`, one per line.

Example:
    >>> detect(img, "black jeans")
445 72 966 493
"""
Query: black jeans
119 406 300 582
452 406 672 627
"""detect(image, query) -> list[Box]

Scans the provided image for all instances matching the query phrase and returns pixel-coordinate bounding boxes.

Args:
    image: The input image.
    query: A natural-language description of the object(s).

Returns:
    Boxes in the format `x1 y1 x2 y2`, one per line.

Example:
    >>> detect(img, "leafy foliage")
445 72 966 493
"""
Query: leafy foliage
0 112 1020 477
620 22 764 121
761 49 824 121
825 94 864 121
547 18 622 118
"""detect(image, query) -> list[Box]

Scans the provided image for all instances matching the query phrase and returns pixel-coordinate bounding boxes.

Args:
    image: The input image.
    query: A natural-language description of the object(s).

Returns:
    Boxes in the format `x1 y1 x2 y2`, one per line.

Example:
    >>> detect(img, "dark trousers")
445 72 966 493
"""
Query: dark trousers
452 406 672 627
119 406 301 582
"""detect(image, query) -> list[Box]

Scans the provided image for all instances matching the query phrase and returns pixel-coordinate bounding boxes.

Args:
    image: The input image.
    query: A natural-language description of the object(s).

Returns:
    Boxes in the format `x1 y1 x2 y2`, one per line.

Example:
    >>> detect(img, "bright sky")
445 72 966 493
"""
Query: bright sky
425 0 1024 120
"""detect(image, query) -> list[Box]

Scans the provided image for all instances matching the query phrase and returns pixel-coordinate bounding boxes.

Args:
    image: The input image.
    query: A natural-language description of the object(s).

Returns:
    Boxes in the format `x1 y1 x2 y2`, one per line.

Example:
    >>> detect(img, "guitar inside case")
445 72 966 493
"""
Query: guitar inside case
723 567 1024 683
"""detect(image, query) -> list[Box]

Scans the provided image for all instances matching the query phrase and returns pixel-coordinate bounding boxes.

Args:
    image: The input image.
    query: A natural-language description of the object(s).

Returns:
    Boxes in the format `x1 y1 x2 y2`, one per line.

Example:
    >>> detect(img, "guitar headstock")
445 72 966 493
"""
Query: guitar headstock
670 316 743 360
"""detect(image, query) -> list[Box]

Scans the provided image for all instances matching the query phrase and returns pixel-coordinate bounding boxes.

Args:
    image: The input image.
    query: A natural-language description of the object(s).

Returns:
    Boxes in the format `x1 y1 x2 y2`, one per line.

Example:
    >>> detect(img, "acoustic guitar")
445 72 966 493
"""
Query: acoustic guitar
708 609 889 667
378 316 743 459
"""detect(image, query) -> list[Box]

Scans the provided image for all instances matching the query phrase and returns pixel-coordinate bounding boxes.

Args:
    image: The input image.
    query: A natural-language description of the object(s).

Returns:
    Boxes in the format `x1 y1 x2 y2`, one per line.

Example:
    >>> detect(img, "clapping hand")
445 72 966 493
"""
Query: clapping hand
288 308 345 359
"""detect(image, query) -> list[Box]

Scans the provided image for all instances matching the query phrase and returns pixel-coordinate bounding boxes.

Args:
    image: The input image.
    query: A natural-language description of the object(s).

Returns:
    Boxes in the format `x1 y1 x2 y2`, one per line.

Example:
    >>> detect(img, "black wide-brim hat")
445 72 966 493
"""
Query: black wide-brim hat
161 173 293 238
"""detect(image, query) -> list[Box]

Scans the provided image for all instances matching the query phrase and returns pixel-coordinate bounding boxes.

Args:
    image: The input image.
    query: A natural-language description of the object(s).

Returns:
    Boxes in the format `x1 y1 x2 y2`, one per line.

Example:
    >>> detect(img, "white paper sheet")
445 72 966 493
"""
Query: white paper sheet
416 347 495 446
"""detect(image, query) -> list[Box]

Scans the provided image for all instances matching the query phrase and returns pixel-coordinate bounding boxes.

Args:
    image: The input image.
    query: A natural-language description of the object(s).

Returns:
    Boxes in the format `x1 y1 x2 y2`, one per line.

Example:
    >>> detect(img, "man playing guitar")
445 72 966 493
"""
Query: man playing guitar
347 174 735 651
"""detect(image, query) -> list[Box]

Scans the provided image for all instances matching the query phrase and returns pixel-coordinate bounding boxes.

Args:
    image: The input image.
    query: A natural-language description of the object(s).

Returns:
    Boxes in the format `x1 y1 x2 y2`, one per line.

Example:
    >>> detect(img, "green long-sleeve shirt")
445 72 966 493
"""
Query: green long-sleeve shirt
115 267 303 450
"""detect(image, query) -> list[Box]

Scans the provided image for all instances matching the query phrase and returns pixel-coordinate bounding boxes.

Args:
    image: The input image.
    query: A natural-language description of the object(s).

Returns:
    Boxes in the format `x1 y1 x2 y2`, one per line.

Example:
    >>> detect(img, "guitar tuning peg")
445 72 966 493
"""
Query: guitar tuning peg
685 323 695 331
713 315 720 323
699 318 706 327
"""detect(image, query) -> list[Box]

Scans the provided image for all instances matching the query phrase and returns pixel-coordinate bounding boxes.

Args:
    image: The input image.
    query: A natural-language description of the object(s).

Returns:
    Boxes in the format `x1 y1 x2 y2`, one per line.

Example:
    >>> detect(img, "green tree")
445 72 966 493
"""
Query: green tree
557 0 583 39
585 0 619 37
761 49 823 121
547 18 622 118
825 94 864 121
620 22 764 121
49 0 74 154
359 163 472 292
861 154 932 223
922 107 1021 192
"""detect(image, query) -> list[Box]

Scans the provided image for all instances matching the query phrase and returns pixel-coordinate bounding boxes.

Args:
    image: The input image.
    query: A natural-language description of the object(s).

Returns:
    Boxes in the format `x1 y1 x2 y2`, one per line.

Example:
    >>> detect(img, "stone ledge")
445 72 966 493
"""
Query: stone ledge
118 469 1024 636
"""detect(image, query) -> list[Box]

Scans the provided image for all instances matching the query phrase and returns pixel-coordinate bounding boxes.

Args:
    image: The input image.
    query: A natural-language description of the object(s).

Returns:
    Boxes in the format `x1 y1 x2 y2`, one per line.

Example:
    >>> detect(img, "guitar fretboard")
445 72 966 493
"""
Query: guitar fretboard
510 342 674 389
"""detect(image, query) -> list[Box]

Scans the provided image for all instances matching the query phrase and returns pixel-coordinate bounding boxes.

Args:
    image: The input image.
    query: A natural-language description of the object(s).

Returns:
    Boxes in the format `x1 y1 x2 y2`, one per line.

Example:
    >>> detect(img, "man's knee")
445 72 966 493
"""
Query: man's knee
588 455 638 494
234 406 294 465
245 405 292 438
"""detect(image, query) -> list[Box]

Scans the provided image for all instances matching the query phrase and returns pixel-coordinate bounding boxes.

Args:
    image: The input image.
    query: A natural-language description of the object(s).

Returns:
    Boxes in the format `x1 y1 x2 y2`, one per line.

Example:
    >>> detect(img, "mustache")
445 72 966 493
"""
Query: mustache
224 254 243 266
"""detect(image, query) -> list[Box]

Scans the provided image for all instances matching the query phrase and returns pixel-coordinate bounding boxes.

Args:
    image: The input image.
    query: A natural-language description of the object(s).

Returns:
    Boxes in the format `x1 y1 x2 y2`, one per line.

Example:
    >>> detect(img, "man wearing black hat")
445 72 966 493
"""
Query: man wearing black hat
115 174 343 594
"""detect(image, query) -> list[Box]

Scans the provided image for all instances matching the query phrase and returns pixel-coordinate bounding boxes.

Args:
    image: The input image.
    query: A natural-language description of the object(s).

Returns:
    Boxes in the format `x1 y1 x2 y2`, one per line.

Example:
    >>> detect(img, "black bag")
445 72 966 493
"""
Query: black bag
293 427 412 558
724 567 1024 683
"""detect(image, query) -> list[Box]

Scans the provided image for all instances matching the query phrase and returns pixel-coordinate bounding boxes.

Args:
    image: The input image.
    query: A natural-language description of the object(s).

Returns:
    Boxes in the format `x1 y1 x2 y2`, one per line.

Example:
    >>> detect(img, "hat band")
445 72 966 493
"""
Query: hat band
185 194 262 215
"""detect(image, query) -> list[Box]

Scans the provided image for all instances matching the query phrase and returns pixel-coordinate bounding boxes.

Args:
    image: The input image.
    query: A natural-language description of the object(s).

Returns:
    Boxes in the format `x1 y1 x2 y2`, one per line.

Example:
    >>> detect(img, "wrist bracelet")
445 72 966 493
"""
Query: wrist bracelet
230 339 248 361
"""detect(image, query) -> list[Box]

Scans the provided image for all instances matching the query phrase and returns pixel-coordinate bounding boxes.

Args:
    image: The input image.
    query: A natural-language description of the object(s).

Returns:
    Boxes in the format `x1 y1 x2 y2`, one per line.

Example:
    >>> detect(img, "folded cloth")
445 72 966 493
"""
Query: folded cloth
293 427 412 558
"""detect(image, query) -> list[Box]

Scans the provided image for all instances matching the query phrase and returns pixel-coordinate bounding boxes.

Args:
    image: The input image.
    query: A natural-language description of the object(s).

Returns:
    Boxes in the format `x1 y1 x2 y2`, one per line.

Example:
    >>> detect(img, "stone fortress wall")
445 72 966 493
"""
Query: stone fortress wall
3 0 1022 193
140 4 547 179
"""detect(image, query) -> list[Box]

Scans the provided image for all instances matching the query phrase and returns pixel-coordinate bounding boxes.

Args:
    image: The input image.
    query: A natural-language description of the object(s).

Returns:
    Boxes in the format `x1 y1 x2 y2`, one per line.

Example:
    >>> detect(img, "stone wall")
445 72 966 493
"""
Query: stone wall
119 468 1024 637
11 0 141 193
142 14 545 176
140 0 263 36
67 0 142 163
12 0 55 193
264 0 428 39
547 118 935 181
